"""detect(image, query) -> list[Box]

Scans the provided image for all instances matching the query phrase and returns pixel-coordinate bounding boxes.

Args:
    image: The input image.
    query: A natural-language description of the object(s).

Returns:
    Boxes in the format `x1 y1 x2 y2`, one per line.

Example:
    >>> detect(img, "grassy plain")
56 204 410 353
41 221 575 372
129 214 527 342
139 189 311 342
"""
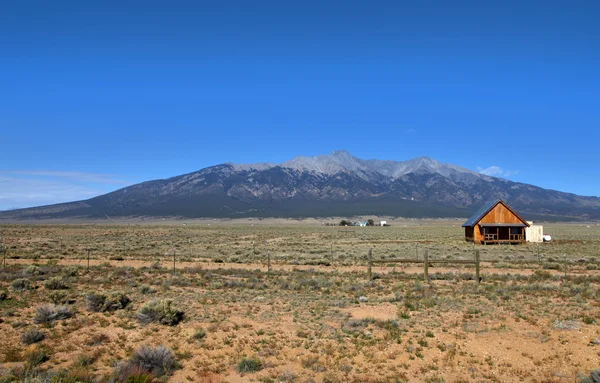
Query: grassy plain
0 220 599 382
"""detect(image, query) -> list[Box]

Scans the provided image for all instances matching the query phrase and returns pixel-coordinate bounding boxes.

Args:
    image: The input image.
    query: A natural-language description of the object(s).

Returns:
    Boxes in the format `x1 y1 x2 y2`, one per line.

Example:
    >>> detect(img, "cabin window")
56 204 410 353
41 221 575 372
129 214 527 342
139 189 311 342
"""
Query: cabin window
510 228 521 234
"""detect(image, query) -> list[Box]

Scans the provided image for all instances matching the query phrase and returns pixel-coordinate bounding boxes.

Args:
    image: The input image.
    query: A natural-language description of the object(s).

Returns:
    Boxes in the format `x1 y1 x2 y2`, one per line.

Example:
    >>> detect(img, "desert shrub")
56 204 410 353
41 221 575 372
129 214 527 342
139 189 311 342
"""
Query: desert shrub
49 291 70 304
553 319 581 330
236 357 262 373
139 285 157 295
85 332 110 346
532 270 553 280
72 352 98 368
33 304 73 324
113 345 177 381
578 368 600 383
23 265 43 276
21 328 46 345
582 315 596 325
1 368 89 383
86 292 131 312
62 266 79 277
2 344 23 362
44 277 69 290
48 369 96 383
278 370 298 382
150 262 162 270
0 291 7 301
25 345 50 367
302 355 326 372
543 262 561 270
137 299 184 326
131 345 177 376
190 328 206 342
112 363 154 383
11 278 32 291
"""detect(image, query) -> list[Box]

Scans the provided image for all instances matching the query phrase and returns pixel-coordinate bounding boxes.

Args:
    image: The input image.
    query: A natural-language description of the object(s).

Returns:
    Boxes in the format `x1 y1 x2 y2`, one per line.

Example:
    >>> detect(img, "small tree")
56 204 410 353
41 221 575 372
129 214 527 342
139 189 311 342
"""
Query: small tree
367 219 375 226
339 220 348 226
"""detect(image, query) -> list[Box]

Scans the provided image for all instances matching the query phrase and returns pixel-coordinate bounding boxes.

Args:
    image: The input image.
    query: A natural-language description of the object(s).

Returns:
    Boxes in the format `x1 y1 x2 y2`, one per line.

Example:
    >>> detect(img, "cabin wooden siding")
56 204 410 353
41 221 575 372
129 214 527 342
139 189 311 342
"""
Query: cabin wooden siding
478 203 525 225
468 202 528 244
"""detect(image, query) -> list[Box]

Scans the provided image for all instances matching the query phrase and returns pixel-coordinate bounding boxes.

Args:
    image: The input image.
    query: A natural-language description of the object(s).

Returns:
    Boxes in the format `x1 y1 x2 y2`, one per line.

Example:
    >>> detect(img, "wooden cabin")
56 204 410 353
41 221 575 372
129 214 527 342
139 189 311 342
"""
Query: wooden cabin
462 200 530 244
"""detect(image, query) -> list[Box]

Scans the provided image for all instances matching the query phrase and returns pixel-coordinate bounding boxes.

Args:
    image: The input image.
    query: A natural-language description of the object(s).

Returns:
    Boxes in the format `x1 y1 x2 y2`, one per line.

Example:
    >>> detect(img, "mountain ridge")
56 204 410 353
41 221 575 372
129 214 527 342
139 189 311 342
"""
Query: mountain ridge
2 150 599 221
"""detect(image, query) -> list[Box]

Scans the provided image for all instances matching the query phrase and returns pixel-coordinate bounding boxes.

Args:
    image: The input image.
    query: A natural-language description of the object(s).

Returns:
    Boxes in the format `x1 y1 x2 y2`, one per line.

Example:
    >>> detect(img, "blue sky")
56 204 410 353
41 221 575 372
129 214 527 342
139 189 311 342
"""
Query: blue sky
1 0 599 209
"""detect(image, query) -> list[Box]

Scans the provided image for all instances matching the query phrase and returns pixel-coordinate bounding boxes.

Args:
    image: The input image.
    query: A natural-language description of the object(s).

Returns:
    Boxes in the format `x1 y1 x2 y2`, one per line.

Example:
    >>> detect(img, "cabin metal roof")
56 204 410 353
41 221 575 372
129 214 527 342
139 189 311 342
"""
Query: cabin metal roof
461 199 501 227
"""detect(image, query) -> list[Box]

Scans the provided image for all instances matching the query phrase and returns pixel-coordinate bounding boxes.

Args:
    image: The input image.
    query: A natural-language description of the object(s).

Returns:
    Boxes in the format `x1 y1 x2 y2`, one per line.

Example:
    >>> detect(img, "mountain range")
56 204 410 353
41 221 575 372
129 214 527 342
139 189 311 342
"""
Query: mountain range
2 150 599 220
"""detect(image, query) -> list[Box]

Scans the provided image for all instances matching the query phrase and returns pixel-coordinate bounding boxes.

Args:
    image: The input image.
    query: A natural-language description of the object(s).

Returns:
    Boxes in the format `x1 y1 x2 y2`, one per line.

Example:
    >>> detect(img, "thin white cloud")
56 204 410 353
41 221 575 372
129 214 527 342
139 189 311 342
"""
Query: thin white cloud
404 128 416 134
477 166 519 177
1 170 128 185
0 171 131 210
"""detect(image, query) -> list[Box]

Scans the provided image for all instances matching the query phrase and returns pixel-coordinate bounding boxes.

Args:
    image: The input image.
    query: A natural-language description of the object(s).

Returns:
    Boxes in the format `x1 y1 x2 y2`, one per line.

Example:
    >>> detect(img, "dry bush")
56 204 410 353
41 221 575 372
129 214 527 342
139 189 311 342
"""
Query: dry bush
11 278 32 291
137 299 184 326
236 357 262 374
112 363 154 383
139 284 157 294
33 304 73 324
49 291 70 304
20 328 45 345
112 345 177 381
43 276 69 290
23 265 43 276
24 344 50 367
85 332 110 347
86 292 131 312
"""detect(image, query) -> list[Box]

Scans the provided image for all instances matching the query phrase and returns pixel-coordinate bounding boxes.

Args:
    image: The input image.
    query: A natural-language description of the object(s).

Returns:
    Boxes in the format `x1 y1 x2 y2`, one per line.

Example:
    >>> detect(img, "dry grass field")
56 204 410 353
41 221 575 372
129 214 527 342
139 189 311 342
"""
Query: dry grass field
0 220 599 382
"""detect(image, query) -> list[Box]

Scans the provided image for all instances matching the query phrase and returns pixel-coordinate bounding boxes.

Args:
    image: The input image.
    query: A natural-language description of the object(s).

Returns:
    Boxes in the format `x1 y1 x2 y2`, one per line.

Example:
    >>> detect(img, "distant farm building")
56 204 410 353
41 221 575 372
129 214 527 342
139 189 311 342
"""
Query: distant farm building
462 200 530 244
380 220 387 226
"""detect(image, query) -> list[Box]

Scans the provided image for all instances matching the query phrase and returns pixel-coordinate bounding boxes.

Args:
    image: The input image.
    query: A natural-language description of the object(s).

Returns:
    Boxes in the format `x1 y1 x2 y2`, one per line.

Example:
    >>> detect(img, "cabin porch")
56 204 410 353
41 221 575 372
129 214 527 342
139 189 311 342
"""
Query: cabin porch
479 224 526 245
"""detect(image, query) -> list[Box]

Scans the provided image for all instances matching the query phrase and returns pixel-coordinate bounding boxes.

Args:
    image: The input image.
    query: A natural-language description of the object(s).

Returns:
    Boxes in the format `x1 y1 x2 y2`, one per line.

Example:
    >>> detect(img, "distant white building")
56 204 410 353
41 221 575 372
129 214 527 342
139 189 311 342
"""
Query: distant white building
525 221 544 243
380 220 387 226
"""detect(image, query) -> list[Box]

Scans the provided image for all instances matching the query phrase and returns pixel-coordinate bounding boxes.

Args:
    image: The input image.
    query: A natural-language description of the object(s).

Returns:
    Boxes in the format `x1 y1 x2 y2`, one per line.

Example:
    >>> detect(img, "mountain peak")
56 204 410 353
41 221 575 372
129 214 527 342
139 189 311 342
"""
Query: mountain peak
404 156 441 171
331 149 353 157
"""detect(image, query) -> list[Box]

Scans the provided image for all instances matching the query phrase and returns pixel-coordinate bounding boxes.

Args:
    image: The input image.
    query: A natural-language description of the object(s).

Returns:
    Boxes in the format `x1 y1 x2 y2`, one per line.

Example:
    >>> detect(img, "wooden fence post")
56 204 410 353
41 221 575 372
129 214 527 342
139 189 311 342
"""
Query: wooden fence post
475 250 480 284
330 242 333 265
537 244 540 265
423 250 429 282
1 240 5 268
368 248 372 280
3 240 7 268
267 249 271 276
563 252 567 279
415 243 419 260
87 249 90 272
173 250 176 275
